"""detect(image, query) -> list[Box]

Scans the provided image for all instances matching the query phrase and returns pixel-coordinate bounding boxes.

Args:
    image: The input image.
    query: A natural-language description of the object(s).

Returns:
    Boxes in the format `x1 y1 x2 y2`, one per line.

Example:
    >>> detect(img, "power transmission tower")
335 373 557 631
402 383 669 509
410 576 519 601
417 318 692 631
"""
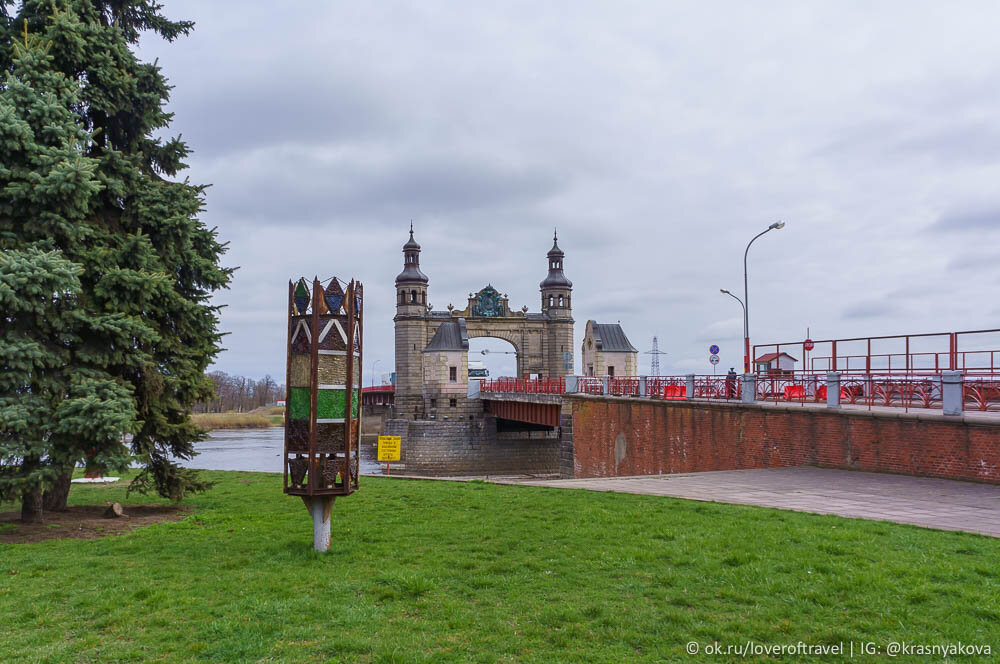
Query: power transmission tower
644 336 667 375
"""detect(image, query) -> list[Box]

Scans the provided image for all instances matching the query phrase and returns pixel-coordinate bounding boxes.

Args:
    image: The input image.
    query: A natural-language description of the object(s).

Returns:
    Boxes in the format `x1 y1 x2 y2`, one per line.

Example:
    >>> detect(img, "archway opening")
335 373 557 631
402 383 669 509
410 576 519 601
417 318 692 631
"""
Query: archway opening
468 337 518 379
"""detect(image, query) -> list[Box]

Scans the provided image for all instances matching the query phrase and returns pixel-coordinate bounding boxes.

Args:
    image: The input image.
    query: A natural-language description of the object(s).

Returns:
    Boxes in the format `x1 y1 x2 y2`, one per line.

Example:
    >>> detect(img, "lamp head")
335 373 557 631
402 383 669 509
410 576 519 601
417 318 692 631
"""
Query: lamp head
769 220 786 230
720 289 729 294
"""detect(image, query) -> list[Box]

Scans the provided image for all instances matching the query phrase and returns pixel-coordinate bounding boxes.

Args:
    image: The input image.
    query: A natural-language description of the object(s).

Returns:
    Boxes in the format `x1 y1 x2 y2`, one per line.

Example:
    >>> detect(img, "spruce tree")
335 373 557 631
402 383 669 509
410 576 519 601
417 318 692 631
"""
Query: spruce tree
1 1 231 511
0 31 140 522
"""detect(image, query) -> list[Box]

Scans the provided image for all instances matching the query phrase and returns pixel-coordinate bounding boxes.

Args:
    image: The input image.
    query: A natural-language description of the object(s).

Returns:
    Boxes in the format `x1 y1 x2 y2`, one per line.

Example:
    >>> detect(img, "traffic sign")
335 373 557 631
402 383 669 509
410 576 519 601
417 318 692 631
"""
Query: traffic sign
709 345 720 355
804 338 815 351
709 354 720 365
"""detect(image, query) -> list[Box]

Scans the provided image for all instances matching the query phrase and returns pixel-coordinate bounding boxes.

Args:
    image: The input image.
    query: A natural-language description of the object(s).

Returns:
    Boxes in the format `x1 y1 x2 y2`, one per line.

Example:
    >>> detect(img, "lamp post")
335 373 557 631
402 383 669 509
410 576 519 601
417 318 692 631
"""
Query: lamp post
720 289 746 363
371 359 381 388
743 221 785 373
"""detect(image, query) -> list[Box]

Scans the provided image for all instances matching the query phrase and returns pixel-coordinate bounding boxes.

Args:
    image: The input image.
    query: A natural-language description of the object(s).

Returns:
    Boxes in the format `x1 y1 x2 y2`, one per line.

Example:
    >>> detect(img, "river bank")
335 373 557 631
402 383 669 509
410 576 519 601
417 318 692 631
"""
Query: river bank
181 427 382 475
191 407 284 431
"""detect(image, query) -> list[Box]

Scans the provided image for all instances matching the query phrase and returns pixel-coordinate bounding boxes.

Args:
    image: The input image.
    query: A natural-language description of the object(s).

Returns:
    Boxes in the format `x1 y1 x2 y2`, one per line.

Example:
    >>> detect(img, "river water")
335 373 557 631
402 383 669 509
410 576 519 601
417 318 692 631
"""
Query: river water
178 428 383 475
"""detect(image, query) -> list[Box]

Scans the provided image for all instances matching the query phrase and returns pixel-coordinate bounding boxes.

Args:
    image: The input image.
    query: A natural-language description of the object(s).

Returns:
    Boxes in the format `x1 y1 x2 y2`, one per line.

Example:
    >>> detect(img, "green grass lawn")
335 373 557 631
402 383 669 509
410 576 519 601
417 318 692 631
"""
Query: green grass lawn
2 471 1000 663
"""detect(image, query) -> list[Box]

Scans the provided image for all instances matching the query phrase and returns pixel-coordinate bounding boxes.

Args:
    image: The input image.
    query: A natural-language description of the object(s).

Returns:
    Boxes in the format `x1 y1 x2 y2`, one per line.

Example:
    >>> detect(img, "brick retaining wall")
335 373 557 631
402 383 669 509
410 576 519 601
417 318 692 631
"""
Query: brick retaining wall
383 417 560 476
568 395 1000 483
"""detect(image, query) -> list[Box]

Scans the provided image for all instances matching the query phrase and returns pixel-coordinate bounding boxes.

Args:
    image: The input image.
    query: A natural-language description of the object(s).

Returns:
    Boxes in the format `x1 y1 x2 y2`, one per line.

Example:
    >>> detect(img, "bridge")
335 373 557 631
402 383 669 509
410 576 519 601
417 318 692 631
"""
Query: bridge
383 226 1000 482
477 371 1000 416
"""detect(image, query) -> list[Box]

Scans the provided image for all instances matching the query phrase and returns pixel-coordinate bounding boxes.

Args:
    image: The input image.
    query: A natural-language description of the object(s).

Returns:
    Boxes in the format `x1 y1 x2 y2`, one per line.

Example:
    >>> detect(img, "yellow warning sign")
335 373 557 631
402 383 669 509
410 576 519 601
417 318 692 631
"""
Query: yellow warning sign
377 435 401 462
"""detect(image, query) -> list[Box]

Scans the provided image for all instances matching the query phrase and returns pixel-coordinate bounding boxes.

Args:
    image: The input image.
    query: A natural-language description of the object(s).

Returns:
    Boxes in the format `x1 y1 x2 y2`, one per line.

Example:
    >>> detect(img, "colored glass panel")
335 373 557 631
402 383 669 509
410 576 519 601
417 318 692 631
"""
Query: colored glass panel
288 387 311 420
325 279 345 313
317 388 347 419
294 279 310 314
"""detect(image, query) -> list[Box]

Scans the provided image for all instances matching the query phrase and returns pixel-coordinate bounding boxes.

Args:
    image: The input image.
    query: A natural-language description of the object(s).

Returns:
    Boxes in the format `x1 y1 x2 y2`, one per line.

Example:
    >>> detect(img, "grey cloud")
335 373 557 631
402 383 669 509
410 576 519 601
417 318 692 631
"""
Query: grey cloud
203 148 568 225
890 122 1000 166
843 300 902 320
169 75 394 159
135 1 1000 379
930 208 1000 233
947 253 1000 272
814 119 1000 168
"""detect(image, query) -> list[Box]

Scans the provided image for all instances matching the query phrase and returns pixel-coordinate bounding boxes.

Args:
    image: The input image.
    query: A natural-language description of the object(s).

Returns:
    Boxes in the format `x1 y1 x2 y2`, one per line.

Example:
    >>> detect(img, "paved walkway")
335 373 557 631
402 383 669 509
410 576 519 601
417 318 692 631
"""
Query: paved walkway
509 467 1000 537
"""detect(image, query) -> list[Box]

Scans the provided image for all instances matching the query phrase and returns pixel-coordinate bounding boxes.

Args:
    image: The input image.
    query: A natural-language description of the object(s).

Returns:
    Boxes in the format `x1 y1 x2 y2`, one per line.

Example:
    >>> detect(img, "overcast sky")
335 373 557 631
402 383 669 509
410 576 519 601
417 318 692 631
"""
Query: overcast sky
139 1 1000 381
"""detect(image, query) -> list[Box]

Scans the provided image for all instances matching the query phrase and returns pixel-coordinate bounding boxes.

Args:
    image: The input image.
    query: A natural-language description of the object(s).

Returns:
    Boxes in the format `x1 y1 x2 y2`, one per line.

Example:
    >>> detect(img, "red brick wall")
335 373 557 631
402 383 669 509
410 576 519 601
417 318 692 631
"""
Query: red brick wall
569 396 1000 483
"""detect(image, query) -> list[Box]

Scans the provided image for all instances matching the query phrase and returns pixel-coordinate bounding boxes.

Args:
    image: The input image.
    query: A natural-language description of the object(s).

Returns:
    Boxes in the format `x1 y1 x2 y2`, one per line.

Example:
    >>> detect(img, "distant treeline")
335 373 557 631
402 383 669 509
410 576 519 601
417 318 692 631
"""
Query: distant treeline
195 372 284 413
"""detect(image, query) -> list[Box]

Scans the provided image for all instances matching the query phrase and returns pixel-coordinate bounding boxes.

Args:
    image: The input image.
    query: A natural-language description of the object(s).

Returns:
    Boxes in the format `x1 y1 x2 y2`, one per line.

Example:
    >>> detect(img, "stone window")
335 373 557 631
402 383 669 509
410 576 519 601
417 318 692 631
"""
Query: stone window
608 366 615 377
558 294 564 307
449 398 457 408
449 366 457 382
410 289 417 303
430 398 437 409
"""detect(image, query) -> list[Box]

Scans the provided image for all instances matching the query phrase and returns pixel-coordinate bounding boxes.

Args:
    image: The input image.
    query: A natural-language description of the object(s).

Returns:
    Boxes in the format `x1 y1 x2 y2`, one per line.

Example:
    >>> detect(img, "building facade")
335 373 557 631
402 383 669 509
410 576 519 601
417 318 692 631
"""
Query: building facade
581 320 639 377
393 227 575 420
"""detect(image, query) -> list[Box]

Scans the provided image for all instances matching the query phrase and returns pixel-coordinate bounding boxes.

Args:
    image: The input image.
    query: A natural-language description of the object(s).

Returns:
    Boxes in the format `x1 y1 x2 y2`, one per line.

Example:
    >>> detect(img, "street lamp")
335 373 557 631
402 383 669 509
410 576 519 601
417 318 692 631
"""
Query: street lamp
720 289 747 359
370 359 381 388
743 221 785 373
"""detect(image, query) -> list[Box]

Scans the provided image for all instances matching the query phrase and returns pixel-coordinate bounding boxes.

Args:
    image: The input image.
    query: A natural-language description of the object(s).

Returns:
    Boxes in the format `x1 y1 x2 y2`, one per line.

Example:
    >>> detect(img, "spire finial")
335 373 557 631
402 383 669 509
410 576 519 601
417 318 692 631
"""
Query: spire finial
409 220 414 238
553 227 558 241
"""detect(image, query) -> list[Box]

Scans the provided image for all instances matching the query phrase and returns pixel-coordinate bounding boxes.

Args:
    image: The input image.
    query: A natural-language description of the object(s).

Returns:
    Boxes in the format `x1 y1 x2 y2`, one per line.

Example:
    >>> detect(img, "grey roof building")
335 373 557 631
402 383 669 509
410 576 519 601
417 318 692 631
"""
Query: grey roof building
582 320 639 376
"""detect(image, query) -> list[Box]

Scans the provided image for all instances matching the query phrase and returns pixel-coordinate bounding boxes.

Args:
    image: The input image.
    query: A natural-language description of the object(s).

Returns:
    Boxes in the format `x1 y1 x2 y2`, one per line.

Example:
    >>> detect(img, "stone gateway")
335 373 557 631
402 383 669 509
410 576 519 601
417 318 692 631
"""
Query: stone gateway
385 227 575 475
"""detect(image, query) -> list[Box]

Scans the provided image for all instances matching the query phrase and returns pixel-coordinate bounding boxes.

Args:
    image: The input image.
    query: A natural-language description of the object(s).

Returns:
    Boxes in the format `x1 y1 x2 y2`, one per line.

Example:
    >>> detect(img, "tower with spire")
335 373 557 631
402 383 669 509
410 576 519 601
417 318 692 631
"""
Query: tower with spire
539 230 575 374
394 224 430 416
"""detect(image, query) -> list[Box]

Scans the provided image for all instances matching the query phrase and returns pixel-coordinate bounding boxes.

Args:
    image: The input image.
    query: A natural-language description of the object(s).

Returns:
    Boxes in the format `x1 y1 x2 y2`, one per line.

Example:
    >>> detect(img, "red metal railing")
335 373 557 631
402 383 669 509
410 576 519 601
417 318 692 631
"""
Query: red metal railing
756 373 824 405
647 376 684 397
477 372 1000 413
964 376 1000 412
577 377 605 394
480 377 565 394
361 385 395 392
693 375 741 400
754 328 1000 376
608 377 640 396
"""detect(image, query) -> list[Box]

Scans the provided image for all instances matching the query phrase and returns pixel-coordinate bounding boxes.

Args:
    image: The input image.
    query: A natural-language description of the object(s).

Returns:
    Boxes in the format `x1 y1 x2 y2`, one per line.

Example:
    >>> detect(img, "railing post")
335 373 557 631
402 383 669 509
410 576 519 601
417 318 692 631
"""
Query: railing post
685 374 695 400
638 376 647 397
602 376 610 395
826 372 840 409
565 376 578 394
741 373 756 404
942 370 963 416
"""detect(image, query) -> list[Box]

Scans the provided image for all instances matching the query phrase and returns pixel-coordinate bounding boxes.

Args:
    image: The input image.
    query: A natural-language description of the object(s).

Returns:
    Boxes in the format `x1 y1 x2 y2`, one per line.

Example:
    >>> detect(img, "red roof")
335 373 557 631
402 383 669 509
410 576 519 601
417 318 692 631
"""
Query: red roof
754 352 798 363
362 385 395 393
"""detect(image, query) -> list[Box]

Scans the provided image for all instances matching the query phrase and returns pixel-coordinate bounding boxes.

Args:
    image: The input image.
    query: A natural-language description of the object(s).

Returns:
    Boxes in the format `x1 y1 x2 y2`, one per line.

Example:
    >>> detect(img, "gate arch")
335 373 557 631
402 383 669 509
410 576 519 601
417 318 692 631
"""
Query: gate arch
394 229 574 419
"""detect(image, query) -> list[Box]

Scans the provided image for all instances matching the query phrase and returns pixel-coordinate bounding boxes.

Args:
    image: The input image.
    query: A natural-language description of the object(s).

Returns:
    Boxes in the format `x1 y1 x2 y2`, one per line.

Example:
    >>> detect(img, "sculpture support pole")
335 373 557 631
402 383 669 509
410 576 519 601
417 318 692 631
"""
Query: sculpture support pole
302 496 336 552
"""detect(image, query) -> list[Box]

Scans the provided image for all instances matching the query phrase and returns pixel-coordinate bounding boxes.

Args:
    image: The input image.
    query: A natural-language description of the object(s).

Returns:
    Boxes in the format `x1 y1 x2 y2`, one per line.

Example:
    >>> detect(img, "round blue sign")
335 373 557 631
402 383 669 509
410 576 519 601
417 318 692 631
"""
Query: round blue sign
709 345 720 355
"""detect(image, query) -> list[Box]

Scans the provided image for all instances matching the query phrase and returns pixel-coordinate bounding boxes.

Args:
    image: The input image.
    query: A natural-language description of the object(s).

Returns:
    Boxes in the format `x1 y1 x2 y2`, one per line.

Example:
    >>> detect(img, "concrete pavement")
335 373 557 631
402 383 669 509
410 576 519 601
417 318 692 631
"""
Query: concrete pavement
507 467 1000 537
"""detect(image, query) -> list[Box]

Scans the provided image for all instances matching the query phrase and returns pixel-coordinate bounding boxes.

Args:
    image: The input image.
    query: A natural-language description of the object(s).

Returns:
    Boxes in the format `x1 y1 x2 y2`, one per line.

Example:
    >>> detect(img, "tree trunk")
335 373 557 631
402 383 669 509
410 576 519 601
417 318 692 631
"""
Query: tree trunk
43 466 74 512
21 487 43 524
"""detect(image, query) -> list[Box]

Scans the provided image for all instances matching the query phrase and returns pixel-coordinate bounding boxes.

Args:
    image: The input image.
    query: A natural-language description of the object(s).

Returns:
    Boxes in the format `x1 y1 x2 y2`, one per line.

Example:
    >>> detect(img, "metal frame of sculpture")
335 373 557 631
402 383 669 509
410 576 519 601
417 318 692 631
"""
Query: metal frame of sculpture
283 276 363 550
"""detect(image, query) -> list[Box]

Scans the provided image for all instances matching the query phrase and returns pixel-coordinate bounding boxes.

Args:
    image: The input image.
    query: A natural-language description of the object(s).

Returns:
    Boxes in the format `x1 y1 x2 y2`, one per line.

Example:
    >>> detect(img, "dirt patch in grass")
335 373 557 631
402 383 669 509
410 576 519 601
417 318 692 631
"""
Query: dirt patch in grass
0 504 189 544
